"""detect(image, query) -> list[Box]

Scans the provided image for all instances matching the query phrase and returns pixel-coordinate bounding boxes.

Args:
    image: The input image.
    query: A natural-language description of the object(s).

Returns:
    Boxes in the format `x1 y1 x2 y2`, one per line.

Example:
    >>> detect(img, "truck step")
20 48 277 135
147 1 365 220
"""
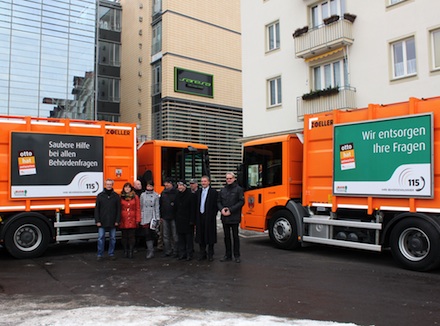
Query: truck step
302 236 382 251
304 216 382 230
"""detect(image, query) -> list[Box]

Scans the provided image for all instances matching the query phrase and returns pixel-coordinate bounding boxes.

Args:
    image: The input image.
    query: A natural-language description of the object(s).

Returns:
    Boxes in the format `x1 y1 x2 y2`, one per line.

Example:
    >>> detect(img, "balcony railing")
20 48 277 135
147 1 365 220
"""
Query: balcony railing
296 86 357 120
294 19 354 59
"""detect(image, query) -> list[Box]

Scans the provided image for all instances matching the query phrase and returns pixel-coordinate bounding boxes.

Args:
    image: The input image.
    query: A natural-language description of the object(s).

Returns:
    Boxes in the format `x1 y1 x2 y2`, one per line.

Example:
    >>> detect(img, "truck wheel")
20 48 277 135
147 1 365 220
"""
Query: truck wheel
390 218 440 272
268 210 300 250
4 217 50 259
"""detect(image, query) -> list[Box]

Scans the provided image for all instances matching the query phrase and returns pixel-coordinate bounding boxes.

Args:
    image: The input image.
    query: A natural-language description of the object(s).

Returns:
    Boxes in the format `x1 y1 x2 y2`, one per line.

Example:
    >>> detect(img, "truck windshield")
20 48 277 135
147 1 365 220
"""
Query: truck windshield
161 147 208 183
243 142 282 190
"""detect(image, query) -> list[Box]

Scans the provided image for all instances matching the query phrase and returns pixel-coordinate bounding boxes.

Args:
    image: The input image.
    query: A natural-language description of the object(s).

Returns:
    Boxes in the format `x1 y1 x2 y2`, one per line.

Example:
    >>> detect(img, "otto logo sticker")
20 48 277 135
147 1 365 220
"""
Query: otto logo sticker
340 143 356 170
18 150 37 176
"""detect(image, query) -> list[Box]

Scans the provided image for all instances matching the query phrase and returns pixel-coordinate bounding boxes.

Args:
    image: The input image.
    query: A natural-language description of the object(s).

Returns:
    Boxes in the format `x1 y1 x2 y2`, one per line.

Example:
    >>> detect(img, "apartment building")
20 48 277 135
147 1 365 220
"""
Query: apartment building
241 0 440 139
120 0 242 186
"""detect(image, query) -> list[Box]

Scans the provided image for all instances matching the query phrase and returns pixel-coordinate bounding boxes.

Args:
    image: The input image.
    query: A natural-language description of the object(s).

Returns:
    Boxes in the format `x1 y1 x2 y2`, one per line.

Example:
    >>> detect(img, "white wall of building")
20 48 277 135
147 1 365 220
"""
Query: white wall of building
242 0 440 139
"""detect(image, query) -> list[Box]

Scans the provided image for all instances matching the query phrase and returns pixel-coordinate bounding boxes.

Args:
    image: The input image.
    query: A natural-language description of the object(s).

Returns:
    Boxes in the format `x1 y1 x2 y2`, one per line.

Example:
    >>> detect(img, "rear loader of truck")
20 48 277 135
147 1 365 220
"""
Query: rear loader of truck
241 96 440 271
0 115 136 258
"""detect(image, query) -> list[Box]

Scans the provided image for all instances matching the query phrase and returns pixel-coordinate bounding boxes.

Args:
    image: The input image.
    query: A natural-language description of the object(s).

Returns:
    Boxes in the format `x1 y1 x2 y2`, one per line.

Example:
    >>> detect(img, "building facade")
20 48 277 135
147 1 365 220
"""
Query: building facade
120 0 242 186
241 0 440 139
0 0 122 120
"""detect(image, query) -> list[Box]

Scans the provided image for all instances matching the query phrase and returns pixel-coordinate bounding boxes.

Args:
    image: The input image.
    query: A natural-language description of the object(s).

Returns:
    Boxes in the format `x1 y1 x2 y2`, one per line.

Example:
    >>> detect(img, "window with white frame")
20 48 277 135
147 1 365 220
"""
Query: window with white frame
432 28 440 70
312 58 348 91
311 0 345 28
389 0 405 5
152 21 162 55
268 76 282 107
267 21 280 51
391 37 416 78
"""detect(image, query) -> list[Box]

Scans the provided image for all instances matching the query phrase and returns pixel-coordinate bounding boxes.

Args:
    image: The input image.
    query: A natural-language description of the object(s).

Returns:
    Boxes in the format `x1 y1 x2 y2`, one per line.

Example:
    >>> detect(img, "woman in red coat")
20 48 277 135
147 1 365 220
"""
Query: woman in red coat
120 182 141 258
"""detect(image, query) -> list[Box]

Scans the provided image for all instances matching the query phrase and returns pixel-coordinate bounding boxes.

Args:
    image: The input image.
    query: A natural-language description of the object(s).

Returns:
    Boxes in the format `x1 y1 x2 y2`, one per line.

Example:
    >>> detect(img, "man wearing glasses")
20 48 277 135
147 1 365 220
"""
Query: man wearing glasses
217 172 244 263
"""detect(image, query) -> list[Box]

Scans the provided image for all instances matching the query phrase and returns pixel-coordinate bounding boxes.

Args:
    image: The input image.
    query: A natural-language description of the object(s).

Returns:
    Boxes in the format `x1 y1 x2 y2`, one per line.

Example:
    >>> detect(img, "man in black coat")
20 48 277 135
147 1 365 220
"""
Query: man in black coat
175 180 196 261
217 172 244 263
95 178 121 260
195 175 218 261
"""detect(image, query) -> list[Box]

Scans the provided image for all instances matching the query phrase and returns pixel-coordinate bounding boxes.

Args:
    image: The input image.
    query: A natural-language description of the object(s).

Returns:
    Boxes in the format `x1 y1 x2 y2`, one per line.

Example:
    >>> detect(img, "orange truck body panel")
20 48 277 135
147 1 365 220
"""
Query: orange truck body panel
0 115 137 214
137 140 208 192
303 96 440 214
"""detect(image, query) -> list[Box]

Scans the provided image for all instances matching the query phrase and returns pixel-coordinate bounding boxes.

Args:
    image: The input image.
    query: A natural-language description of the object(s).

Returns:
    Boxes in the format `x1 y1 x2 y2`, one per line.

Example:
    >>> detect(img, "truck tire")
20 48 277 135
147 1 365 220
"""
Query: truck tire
268 210 300 250
4 217 50 259
390 218 440 272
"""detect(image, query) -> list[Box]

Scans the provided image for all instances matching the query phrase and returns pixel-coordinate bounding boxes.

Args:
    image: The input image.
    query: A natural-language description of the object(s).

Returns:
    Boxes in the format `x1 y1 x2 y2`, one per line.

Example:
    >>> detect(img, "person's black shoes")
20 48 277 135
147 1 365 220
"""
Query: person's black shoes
220 256 232 262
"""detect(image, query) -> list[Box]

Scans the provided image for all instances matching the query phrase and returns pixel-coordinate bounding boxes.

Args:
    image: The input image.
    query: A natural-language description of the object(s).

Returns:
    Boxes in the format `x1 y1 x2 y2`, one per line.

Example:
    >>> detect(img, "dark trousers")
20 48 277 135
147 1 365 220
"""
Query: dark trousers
222 223 240 258
121 229 136 251
199 243 214 258
198 212 214 258
177 232 194 258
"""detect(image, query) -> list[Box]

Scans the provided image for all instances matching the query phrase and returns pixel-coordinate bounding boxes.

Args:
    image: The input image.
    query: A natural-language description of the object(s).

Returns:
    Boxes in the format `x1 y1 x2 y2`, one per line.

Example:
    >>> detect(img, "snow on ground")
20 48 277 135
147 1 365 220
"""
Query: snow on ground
0 304 358 326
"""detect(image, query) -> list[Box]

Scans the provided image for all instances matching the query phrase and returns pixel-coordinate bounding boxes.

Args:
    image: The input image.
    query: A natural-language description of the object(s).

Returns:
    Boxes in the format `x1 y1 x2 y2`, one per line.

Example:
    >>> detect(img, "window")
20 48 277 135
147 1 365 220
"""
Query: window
391 37 416 78
313 58 348 90
268 76 282 106
267 21 280 51
431 29 440 70
152 21 162 55
311 0 345 28
98 78 120 102
152 0 162 16
152 61 162 95
243 142 283 190
390 0 405 5
99 7 121 32
99 42 120 66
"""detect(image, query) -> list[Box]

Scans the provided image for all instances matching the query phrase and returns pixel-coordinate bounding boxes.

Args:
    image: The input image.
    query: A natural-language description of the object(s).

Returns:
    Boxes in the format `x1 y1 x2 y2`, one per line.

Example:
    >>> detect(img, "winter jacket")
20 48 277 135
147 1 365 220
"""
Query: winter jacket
140 190 160 226
119 192 141 229
94 189 121 228
217 181 244 224
160 187 177 220
175 188 196 234
195 186 219 245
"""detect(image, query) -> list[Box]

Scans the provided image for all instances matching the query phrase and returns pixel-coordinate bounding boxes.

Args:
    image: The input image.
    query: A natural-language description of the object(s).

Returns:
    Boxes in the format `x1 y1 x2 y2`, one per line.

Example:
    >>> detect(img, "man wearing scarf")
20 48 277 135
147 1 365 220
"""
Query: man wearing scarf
95 178 121 260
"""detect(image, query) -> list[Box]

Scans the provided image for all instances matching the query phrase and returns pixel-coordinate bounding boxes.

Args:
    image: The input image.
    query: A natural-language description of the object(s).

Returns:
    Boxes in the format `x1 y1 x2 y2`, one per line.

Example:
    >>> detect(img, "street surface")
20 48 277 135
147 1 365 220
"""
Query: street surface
1 229 440 325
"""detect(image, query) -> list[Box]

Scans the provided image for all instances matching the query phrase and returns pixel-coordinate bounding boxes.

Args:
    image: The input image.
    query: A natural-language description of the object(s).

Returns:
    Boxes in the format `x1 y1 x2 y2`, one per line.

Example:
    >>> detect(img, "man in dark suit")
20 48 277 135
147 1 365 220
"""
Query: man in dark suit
195 175 218 261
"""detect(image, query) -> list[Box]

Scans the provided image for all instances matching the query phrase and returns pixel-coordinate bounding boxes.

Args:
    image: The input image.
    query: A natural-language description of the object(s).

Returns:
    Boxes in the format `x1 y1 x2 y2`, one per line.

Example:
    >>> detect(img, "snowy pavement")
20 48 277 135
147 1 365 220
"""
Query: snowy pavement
0 302 358 326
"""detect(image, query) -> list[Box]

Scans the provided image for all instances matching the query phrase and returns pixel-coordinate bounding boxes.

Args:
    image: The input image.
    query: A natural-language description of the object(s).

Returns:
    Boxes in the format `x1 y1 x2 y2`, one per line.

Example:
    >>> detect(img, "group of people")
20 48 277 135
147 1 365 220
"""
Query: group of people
94 172 244 263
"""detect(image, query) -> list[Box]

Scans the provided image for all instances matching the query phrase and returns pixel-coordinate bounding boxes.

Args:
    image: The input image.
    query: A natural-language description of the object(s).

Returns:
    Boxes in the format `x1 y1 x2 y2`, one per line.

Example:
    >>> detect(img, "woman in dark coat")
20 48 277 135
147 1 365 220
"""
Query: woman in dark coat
174 180 196 260
195 175 218 261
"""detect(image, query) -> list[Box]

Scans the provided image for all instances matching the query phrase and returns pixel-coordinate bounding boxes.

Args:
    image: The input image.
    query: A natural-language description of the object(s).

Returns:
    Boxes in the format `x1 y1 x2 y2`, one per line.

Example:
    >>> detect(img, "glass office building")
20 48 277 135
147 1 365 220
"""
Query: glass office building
0 0 97 119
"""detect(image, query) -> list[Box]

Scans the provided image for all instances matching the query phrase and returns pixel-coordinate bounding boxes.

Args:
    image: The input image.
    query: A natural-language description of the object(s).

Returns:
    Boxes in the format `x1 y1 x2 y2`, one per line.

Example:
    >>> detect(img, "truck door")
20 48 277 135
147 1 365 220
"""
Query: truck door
241 142 283 231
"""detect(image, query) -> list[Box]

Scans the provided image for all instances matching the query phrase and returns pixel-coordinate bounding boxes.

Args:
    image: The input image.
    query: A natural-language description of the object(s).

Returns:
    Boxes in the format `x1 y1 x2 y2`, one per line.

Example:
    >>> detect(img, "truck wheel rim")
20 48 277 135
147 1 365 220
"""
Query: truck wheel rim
398 227 429 262
273 218 292 243
13 224 43 252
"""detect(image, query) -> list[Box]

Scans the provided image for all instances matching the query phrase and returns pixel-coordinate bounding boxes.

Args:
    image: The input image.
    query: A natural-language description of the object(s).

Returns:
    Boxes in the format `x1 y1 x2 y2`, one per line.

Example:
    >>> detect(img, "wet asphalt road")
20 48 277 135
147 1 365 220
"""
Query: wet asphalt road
1 230 440 326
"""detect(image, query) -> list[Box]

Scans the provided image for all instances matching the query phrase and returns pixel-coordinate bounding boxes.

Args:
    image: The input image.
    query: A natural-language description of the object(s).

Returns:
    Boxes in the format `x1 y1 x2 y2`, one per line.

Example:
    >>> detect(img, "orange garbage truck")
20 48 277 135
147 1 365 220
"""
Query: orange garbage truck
240 96 440 271
0 115 209 258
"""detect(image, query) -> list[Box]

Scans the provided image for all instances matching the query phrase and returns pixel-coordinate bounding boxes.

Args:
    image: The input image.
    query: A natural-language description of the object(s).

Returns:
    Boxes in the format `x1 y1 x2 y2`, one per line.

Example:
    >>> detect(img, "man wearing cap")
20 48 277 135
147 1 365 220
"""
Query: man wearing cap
160 178 178 257
195 175 218 261
189 179 199 194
